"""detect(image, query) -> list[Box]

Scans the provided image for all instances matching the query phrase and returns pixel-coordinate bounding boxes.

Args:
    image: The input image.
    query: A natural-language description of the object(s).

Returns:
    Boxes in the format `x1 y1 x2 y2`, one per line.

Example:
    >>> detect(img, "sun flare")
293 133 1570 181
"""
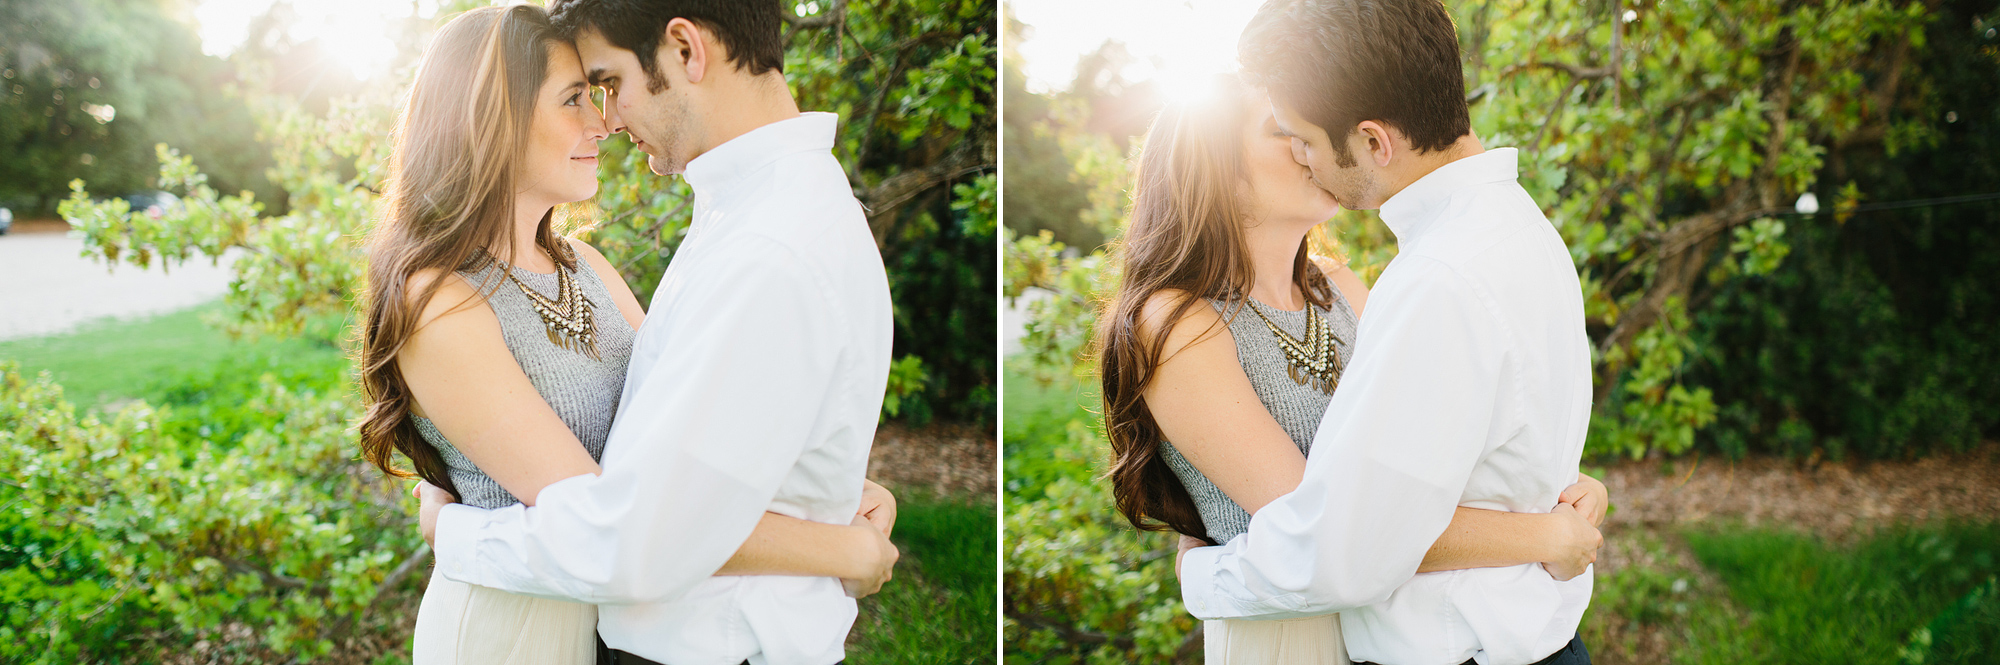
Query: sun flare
194 0 443 80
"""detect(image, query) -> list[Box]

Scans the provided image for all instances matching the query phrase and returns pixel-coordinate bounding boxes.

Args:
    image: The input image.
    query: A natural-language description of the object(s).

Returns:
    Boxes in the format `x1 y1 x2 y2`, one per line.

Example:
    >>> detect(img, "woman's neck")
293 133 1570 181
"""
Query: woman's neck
497 203 558 273
1242 216 1315 311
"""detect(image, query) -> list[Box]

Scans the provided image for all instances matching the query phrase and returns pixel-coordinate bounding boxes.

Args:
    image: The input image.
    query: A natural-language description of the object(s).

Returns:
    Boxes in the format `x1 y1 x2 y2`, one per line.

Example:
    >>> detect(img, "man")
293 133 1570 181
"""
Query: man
416 2 898 664
1175 1 1599 664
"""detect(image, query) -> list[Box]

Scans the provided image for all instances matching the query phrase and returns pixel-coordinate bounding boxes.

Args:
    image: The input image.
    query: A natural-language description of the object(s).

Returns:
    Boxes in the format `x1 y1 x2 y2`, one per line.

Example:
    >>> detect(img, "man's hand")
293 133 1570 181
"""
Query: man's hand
415 481 458 548
1558 472 1609 528
839 514 899 598
1540 502 1601 581
1174 534 1209 579
857 478 898 539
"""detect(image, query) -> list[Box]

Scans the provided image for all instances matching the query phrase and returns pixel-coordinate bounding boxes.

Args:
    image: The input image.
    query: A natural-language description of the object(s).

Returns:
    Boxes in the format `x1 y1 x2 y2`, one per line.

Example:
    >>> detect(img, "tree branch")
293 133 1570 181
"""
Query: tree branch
1526 77 1583 155
859 131 995 245
1006 607 1136 648
1513 61 1615 81
783 0 848 29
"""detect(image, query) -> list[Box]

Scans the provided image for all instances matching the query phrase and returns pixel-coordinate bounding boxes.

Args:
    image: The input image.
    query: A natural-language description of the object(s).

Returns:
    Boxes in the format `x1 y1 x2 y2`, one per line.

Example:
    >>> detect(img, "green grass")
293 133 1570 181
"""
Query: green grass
1585 522 2000 665
851 495 998 664
0 301 349 411
1674 521 2000 665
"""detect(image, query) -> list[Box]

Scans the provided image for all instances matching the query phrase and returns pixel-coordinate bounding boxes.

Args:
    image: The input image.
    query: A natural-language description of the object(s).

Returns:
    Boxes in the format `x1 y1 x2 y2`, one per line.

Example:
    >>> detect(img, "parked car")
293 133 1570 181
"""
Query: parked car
0 206 12 235
121 191 184 218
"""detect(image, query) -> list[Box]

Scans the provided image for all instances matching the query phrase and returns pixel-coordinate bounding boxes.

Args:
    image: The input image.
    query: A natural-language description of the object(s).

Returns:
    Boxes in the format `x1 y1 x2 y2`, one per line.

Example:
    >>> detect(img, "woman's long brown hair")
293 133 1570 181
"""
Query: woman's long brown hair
357 5 582 494
1098 74 1339 542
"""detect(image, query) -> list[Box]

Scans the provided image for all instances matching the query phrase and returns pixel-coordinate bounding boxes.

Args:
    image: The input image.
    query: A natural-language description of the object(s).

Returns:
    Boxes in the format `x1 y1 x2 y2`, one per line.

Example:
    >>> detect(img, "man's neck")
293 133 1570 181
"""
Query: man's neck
692 73 803 161
1376 132 1486 206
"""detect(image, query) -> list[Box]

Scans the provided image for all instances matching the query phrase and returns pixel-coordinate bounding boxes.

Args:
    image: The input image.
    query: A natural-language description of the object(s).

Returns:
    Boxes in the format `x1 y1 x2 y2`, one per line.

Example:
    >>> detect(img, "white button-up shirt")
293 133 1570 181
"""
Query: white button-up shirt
432 112 893 665
1178 147 1594 665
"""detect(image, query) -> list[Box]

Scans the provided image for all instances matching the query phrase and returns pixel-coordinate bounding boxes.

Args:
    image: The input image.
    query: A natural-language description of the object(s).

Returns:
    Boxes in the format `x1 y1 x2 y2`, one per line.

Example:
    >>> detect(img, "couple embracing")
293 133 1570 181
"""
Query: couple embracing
356 1 897 664
1101 0 1605 664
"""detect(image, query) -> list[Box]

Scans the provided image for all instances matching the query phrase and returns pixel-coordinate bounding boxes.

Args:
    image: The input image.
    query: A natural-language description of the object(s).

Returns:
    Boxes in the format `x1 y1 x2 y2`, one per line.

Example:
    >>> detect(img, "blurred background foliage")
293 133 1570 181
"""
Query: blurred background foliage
1004 0 2000 660
3 0 995 661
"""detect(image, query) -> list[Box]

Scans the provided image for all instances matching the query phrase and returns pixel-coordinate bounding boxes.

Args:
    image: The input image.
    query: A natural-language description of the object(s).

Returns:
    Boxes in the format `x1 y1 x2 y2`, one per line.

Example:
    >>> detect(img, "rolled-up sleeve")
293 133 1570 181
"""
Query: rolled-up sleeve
1181 257 1507 620
432 235 845 605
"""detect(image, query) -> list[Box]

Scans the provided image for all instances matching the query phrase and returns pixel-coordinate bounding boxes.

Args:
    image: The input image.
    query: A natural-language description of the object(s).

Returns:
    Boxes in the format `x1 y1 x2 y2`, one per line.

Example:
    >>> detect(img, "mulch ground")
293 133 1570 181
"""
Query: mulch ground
1601 441 2000 536
865 421 997 498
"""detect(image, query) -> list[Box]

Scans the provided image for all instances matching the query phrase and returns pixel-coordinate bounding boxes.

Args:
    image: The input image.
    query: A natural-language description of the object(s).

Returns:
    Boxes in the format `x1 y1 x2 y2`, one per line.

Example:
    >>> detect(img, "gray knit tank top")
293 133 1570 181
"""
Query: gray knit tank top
410 249 636 509
1159 276 1359 544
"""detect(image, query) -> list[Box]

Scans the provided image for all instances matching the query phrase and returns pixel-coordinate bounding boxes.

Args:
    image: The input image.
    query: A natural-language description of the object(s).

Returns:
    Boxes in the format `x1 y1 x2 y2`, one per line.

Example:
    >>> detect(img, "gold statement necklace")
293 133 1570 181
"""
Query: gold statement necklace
503 246 602 361
1243 298 1343 395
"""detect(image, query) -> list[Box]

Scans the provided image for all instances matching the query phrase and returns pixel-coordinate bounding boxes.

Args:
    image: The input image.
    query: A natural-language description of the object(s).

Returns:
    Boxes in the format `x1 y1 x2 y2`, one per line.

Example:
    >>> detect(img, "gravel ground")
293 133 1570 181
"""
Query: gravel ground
0 228 239 341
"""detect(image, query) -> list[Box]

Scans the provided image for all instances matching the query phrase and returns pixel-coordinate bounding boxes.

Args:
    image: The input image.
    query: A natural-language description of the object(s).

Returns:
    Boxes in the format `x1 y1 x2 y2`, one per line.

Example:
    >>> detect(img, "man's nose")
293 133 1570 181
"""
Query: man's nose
600 94 628 135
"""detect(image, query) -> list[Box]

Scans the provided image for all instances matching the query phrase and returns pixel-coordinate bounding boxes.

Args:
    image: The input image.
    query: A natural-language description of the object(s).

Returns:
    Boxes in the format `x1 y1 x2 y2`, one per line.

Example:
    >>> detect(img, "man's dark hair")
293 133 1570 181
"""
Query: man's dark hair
1239 0 1470 167
548 0 785 93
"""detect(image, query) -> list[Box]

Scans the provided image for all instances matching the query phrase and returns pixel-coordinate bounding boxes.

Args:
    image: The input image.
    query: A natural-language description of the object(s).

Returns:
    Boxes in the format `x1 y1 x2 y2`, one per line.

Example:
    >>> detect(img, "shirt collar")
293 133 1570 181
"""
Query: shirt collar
681 112 840 200
1377 147 1520 242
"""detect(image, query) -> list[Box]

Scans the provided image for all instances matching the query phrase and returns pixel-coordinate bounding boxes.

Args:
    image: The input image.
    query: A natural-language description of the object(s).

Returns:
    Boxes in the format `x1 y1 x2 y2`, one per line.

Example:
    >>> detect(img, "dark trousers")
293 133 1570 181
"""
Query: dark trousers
594 634 842 665
594 636 737 665
1355 634 1590 665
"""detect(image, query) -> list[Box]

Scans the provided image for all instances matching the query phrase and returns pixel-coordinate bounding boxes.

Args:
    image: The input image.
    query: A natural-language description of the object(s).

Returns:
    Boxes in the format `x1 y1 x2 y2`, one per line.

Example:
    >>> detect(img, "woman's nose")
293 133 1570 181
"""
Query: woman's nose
586 100 611 141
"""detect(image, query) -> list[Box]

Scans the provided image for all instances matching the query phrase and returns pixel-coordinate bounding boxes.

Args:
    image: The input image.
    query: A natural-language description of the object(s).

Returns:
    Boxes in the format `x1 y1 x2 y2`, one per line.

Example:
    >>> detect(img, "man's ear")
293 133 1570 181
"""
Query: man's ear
663 17 710 84
1355 120 1397 168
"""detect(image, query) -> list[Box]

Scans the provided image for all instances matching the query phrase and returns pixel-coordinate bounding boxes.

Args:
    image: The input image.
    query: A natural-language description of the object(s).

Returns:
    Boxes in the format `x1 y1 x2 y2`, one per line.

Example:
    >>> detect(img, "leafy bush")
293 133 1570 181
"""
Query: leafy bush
0 362 420 663
1000 360 1195 663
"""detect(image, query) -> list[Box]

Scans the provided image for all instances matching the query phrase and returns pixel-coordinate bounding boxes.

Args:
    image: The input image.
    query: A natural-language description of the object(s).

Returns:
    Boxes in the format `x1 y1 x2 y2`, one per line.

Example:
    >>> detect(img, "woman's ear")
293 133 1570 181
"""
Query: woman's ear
664 17 709 84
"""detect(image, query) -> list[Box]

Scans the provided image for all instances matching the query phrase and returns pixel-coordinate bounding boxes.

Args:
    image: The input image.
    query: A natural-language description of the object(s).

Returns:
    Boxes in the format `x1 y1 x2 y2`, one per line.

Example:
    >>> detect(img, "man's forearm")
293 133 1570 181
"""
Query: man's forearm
1418 507 1556 573
715 512 874 579
432 464 773 605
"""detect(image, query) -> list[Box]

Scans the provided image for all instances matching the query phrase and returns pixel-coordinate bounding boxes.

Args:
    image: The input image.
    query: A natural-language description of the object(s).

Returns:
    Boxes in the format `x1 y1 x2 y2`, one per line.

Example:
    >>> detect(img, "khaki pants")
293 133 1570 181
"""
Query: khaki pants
1205 613 1350 665
412 572 598 665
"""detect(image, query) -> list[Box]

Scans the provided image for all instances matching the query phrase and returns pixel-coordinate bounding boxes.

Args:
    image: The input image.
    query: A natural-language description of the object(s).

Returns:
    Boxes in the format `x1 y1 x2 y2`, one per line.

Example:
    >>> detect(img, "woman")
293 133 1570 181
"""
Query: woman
355 6 895 663
1098 74 1606 664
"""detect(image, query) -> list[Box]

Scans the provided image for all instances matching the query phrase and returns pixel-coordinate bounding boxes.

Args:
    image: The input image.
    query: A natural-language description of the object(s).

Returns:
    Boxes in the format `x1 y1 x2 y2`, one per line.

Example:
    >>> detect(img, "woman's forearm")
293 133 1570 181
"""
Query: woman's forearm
1417 507 1556 573
714 512 875 579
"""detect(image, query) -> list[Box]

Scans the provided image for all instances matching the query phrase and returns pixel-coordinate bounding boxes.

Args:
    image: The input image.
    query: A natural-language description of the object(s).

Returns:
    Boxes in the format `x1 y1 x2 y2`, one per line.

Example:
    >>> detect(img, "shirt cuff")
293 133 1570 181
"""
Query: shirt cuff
1179 544 1228 620
432 502 489 585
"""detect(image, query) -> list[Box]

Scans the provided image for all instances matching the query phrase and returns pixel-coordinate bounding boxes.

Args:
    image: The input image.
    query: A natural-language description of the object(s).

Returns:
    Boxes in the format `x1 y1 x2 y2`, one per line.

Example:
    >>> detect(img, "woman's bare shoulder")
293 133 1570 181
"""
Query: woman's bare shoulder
1135 288 1229 354
404 265 496 331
